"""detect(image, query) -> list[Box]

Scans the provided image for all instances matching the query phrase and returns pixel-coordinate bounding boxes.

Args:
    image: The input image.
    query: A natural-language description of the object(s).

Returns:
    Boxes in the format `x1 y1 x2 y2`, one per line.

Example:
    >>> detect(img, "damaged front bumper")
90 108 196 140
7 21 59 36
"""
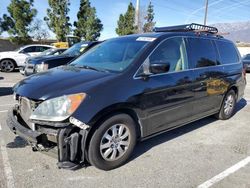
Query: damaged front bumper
6 107 89 170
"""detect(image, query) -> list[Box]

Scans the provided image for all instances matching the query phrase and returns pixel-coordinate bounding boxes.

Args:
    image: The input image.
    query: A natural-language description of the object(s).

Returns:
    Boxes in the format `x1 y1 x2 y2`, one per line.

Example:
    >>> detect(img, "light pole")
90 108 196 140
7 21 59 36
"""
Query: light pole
204 0 209 25
135 0 140 30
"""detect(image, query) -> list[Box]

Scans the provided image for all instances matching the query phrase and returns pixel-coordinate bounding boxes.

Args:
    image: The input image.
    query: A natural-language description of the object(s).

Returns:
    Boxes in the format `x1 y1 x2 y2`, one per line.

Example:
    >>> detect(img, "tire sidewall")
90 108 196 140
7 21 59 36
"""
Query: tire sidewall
88 114 137 170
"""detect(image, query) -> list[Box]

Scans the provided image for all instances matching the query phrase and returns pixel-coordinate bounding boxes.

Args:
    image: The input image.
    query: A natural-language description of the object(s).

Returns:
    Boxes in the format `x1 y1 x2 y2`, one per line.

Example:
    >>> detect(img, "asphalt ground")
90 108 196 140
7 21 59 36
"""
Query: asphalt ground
0 71 250 188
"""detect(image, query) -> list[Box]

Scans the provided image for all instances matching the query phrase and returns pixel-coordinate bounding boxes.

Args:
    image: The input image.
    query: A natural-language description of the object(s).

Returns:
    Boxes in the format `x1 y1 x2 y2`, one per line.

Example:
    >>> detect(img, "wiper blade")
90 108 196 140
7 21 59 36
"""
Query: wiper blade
76 65 109 73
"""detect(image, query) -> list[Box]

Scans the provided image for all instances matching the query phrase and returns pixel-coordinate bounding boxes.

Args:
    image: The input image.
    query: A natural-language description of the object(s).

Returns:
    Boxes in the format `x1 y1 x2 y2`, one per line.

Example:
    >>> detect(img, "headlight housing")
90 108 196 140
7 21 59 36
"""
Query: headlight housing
36 62 49 73
30 93 86 122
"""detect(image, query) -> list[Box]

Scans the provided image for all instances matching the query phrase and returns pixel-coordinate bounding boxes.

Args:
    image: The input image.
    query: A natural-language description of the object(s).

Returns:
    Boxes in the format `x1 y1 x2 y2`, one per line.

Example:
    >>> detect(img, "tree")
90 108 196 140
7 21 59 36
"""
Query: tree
116 2 137 36
74 0 103 41
30 19 50 42
1 0 37 44
44 0 71 42
143 1 156 33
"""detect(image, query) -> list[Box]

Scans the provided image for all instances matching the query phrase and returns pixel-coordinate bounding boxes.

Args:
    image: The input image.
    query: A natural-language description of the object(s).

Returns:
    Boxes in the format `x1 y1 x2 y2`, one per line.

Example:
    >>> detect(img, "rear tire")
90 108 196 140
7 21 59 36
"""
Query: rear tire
0 59 16 72
215 90 236 120
88 114 137 170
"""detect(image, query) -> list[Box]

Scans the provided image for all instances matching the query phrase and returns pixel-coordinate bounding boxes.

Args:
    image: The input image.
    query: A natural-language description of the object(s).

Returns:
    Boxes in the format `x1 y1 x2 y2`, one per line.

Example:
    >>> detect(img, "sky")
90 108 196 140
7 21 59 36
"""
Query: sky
1 0 250 40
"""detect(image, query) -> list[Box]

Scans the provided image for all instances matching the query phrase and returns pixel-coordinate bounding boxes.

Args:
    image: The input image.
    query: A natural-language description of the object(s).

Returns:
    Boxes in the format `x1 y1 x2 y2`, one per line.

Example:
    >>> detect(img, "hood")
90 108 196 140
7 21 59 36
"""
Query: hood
14 66 114 100
0 51 18 56
28 54 74 64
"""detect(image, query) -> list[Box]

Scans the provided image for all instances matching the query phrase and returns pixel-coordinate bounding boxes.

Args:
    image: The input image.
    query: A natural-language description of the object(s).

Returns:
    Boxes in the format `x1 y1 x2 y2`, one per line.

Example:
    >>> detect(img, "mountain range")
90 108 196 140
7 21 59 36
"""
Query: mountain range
212 21 250 43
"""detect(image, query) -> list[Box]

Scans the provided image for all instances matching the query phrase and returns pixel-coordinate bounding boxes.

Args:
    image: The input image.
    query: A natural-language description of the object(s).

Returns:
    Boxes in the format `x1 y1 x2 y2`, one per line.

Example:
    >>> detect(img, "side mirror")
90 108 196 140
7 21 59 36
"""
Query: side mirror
149 62 170 74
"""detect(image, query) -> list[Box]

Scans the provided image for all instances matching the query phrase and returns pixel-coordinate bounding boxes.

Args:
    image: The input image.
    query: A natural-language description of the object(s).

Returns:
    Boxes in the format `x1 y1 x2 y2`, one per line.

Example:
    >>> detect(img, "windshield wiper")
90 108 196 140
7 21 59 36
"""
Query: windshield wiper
76 65 109 73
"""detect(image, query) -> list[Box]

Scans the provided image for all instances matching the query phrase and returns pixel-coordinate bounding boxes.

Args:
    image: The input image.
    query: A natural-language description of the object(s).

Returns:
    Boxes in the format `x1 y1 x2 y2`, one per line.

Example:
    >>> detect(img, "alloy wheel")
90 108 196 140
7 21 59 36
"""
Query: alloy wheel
100 124 131 161
0 60 15 72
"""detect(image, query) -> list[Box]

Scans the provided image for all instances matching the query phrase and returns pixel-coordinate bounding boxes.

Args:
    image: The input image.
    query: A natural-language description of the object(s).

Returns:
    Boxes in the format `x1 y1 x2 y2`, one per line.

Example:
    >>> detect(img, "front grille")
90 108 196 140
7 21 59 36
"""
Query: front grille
19 97 40 130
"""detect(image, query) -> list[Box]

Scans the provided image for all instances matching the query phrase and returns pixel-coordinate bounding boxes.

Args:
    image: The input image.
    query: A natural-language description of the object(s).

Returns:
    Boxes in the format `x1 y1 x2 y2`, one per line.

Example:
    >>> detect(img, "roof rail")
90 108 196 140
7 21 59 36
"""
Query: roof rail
154 23 218 34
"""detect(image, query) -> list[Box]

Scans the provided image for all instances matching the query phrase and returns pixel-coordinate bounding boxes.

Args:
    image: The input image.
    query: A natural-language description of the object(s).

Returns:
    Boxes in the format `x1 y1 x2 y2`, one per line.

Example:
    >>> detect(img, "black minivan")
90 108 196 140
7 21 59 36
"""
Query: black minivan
7 24 246 170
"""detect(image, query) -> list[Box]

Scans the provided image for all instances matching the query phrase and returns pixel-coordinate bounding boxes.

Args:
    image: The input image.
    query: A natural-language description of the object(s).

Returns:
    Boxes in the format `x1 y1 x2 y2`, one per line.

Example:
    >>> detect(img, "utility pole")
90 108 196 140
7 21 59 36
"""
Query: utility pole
204 0 209 25
135 0 140 30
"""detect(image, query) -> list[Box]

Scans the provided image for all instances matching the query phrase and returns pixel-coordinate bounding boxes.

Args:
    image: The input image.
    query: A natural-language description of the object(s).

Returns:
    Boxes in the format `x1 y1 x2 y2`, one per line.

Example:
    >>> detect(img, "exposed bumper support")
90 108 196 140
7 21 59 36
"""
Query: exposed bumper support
6 108 89 170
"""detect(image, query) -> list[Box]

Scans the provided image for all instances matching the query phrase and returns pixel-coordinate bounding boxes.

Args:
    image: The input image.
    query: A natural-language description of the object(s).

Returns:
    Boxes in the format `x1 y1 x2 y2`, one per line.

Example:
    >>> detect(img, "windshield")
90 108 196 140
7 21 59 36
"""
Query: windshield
243 54 250 60
63 42 89 56
14 46 25 52
70 37 151 72
39 48 55 56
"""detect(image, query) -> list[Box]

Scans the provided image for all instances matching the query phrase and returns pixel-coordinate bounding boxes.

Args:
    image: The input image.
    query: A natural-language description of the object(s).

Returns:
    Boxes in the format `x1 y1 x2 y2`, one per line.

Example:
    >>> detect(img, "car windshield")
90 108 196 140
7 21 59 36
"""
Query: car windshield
70 37 151 72
62 43 89 56
14 46 25 52
39 49 55 56
243 54 250 60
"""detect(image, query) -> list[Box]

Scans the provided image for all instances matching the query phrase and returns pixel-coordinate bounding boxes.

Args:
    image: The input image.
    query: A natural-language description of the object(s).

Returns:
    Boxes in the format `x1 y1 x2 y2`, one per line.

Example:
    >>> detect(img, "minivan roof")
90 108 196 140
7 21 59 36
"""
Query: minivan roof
116 23 234 43
118 31 232 44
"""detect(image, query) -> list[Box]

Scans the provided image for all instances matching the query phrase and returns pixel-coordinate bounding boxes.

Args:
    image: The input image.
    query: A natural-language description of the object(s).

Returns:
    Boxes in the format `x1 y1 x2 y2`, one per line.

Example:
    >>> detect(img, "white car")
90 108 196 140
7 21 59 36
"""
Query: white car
0 44 54 72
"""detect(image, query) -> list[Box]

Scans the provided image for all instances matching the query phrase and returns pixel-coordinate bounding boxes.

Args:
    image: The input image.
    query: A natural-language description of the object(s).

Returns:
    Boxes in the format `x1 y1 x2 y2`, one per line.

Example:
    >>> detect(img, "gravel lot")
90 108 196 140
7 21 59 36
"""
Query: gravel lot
0 72 250 188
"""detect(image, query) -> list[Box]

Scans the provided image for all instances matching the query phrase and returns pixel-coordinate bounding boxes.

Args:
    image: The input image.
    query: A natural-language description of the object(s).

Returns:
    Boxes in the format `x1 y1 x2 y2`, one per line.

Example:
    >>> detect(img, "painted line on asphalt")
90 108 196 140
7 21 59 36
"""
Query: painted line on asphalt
0 139 15 188
0 104 16 107
0 110 8 113
197 156 250 188
0 123 2 131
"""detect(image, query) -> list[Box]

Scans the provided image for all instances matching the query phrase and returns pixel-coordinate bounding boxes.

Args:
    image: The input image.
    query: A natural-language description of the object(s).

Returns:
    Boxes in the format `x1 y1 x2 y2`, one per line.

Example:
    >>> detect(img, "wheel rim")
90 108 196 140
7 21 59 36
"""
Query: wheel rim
100 124 131 161
1 60 14 72
224 94 235 116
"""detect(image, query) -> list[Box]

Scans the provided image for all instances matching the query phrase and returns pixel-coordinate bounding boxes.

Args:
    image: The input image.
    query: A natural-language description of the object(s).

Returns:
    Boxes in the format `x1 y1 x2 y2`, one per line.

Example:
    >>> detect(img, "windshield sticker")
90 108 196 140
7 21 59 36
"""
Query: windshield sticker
136 37 156 42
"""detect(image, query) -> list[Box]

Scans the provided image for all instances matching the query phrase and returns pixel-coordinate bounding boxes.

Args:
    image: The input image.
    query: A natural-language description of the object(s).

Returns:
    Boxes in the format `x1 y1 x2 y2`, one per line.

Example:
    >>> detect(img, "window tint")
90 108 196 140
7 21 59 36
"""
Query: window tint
149 37 188 72
216 41 239 64
22 46 36 53
187 38 217 68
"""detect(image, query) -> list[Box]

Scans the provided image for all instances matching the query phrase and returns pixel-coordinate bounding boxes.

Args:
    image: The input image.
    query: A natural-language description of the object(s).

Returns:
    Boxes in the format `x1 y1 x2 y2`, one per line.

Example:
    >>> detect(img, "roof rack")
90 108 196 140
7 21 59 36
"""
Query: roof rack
154 23 218 34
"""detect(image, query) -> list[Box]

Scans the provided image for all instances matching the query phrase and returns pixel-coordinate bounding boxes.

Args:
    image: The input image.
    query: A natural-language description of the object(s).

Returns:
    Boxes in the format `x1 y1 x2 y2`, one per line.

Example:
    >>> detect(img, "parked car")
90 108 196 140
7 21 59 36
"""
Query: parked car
243 54 250 72
19 48 67 75
22 41 100 76
0 44 54 72
7 23 246 171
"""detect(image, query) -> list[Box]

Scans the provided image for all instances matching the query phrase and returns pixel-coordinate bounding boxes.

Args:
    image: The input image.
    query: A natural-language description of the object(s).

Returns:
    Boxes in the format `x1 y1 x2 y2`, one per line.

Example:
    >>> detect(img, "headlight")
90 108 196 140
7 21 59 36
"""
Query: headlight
30 93 86 122
36 62 49 73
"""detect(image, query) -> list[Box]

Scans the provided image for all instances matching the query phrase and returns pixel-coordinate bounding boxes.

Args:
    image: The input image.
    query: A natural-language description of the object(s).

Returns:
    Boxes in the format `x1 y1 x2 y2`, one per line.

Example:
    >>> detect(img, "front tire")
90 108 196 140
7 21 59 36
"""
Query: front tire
0 59 16 72
216 90 236 120
88 114 137 170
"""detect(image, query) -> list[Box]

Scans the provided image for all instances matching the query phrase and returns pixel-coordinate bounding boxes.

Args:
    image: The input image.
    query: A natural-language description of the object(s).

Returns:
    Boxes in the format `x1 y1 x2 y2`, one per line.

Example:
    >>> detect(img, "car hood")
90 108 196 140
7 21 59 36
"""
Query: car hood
29 54 74 64
14 66 114 100
0 51 18 57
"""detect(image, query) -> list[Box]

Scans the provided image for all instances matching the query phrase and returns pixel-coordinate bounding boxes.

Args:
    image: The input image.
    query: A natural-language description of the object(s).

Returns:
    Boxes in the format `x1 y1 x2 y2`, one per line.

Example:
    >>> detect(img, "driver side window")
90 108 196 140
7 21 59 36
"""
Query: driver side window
149 37 188 73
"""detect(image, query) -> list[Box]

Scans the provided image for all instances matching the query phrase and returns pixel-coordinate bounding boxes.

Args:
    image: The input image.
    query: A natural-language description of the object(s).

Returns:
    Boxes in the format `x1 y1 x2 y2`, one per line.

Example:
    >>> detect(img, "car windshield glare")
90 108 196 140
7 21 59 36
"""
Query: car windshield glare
70 37 150 72
63 43 88 56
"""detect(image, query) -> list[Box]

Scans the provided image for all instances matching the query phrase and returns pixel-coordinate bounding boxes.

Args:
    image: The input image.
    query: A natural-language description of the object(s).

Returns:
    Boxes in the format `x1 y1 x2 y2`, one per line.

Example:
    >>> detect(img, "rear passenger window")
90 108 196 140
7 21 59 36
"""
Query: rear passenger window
187 38 217 68
216 41 239 64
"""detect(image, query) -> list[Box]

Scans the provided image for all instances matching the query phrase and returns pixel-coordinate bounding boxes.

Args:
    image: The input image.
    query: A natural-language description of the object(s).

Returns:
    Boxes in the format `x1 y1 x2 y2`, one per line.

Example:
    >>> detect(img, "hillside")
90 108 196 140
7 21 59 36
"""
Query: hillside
212 21 250 43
